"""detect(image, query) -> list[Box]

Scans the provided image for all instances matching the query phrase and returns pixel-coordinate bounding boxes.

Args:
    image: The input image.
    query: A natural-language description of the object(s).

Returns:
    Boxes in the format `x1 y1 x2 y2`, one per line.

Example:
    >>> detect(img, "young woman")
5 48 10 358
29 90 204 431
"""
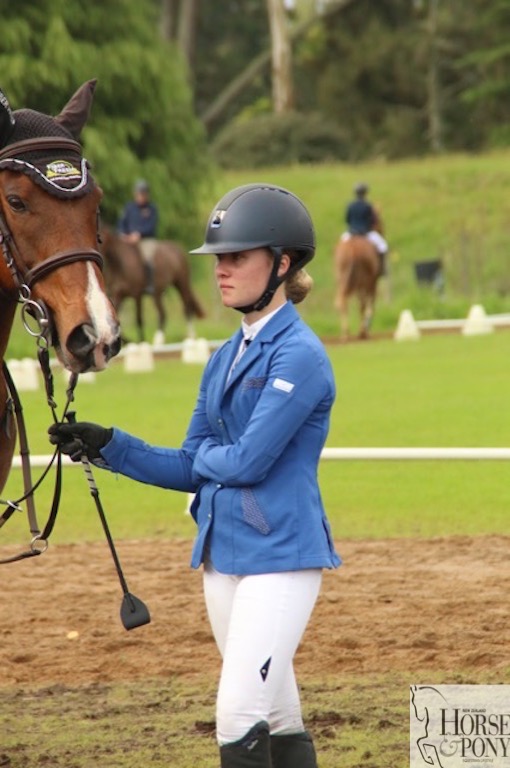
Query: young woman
49 183 341 768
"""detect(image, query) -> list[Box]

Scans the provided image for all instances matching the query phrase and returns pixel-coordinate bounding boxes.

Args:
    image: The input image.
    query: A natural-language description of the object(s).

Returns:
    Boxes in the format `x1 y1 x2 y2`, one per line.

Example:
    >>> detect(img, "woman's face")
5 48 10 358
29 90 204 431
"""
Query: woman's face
215 248 274 309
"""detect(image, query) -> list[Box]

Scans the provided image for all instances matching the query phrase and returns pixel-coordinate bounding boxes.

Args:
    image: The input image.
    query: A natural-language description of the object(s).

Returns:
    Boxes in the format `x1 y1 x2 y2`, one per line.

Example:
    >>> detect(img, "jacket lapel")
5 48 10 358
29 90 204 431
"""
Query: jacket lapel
222 301 299 393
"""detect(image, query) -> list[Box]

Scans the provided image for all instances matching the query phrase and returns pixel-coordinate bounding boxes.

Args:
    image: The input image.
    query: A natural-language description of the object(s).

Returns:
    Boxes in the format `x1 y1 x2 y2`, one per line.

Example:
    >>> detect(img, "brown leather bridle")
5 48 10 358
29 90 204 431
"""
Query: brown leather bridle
0 136 104 343
0 136 103 562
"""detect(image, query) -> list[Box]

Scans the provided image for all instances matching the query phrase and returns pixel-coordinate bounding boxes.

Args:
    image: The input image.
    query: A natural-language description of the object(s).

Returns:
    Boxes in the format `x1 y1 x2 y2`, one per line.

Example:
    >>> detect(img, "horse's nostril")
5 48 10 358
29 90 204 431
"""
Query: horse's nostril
67 324 97 359
104 336 122 361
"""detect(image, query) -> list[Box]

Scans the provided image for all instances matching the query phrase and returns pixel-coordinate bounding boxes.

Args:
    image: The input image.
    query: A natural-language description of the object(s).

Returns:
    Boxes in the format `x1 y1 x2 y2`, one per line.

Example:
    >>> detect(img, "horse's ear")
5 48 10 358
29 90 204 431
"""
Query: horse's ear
0 88 16 148
54 79 97 139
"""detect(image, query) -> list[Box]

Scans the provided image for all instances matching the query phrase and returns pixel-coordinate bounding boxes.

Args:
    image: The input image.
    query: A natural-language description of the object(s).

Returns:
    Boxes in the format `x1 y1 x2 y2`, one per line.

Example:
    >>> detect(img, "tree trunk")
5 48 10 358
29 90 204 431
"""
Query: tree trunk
266 0 294 113
177 0 199 69
159 0 179 41
426 0 443 152
201 0 357 130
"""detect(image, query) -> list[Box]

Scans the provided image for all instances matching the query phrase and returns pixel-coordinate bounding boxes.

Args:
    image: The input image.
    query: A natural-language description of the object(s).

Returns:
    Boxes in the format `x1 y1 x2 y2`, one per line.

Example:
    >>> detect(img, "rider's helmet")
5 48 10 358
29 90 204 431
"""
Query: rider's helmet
354 182 369 196
134 178 150 194
190 183 315 312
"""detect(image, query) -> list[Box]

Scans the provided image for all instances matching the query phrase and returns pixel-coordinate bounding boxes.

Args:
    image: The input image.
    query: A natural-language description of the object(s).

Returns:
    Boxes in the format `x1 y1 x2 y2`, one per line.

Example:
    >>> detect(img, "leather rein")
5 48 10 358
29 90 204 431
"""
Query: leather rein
0 136 104 564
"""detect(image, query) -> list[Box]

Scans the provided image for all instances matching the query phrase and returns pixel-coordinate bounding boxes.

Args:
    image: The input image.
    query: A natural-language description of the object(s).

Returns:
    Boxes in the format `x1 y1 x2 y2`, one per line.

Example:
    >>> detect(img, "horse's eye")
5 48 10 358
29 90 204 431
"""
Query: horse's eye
7 196 27 213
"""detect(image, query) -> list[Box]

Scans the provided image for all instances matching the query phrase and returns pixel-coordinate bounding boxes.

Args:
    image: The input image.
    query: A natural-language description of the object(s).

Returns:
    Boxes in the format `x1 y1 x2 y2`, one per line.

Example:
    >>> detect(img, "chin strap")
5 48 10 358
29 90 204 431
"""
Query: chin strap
235 247 314 314
234 248 286 314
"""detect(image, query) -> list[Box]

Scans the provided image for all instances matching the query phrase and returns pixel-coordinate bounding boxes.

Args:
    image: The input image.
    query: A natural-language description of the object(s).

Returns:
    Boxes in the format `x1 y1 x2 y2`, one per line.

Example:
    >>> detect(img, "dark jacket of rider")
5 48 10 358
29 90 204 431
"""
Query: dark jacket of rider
345 199 376 235
117 200 158 239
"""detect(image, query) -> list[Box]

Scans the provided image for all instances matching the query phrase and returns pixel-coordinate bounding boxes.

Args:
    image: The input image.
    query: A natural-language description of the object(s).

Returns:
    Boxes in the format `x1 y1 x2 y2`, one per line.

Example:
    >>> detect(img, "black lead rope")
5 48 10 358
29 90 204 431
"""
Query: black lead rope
1 353 150 629
0 357 76 564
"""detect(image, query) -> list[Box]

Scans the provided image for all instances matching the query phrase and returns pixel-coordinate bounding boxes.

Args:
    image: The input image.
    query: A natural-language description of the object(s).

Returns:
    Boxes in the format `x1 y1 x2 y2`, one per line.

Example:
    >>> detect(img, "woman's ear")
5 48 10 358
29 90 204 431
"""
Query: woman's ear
277 252 291 277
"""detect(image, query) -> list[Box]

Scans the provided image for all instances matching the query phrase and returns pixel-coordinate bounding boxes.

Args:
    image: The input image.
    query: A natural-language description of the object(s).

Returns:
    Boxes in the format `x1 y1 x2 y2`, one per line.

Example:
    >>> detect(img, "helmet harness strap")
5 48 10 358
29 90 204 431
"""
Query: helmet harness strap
234 247 286 314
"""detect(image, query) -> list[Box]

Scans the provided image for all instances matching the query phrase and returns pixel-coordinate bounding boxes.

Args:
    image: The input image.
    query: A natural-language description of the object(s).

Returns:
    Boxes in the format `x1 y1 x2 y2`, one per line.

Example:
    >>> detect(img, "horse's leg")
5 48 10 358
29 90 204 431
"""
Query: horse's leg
338 291 350 341
359 290 375 339
153 292 167 336
135 297 145 343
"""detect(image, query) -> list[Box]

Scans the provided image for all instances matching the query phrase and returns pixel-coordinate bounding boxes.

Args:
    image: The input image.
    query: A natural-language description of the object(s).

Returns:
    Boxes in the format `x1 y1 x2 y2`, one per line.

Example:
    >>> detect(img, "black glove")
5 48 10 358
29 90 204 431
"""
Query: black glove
48 422 113 462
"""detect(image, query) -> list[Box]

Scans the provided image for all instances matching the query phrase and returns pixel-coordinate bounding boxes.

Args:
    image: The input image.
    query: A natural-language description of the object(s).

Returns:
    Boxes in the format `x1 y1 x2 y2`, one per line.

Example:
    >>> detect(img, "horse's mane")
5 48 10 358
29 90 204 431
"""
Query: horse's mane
100 225 141 274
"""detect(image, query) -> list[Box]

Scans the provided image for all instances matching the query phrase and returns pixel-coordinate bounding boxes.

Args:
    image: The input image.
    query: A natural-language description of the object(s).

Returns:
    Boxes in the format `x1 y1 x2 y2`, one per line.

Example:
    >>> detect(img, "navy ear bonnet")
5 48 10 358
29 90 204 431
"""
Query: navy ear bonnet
0 81 97 199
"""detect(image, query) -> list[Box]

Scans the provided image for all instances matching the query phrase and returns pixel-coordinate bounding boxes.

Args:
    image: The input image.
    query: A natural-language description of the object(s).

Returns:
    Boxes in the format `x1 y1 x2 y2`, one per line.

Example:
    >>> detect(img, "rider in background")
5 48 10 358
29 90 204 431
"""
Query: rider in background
117 179 159 293
341 182 389 275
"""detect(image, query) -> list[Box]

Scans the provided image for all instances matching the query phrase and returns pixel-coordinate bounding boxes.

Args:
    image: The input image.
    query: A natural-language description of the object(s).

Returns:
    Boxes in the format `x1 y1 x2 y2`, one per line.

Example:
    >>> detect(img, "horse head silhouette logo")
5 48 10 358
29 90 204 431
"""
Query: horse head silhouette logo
411 686 463 767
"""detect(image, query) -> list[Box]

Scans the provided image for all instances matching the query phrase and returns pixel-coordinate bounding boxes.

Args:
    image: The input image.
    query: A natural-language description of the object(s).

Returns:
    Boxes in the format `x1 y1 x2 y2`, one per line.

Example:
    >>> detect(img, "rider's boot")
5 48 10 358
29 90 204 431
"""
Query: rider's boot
219 721 272 767
378 250 388 277
143 261 155 294
270 730 318 768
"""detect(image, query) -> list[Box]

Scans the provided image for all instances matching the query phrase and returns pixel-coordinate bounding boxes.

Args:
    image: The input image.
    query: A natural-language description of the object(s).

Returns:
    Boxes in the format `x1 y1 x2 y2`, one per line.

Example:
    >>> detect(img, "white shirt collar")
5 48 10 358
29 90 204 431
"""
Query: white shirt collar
241 303 286 342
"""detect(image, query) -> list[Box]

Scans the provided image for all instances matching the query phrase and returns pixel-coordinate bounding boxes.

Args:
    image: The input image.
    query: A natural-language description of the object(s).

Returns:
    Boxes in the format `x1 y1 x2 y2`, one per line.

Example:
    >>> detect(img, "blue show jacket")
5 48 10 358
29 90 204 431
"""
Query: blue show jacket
101 301 341 575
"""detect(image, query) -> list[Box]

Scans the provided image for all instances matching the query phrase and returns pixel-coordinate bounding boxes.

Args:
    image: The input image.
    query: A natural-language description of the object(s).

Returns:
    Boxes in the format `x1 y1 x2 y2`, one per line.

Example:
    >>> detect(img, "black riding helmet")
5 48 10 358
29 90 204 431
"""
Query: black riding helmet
190 183 315 313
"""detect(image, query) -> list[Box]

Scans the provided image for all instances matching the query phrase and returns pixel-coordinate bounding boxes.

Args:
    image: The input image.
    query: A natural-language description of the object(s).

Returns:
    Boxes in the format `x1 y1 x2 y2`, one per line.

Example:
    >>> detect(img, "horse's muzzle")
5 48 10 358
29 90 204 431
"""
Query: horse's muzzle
65 322 121 372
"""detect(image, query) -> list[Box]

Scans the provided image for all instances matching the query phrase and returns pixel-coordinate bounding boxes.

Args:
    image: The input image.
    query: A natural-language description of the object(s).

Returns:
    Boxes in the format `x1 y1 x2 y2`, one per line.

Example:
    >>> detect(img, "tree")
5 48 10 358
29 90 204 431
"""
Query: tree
199 0 356 132
0 0 209 244
267 0 295 112
457 0 510 147
158 0 199 72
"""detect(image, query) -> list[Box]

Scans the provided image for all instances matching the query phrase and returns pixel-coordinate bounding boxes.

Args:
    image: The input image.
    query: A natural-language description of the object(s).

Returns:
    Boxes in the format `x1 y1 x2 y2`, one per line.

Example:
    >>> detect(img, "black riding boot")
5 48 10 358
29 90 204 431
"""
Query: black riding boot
219 721 272 768
143 261 155 294
378 250 389 277
270 731 318 768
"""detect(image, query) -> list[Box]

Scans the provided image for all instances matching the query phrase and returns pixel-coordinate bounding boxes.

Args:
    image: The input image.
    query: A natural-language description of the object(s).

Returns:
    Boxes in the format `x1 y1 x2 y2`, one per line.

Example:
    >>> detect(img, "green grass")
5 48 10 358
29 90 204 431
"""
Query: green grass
3 330 510 546
1 669 506 768
6 150 510 359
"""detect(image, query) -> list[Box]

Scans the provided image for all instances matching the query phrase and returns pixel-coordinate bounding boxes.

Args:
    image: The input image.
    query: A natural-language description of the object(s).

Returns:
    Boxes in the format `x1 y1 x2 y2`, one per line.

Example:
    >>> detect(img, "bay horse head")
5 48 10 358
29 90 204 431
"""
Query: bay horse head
0 80 121 372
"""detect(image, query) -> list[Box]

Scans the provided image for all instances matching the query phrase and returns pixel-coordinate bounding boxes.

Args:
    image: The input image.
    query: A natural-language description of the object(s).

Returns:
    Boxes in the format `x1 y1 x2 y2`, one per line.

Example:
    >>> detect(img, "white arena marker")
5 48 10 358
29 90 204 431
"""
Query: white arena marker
462 304 494 336
181 337 210 364
8 358 40 391
123 342 154 373
394 309 421 341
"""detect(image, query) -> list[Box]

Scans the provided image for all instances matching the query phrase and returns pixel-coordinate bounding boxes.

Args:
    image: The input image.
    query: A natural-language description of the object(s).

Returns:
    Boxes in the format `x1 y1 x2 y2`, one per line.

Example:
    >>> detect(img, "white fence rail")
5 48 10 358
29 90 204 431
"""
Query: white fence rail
10 446 510 470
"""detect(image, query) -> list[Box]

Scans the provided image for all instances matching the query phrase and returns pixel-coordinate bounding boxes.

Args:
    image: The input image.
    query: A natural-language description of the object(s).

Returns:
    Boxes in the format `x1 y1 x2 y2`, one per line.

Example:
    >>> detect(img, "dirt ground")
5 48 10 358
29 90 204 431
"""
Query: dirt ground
1 534 509 688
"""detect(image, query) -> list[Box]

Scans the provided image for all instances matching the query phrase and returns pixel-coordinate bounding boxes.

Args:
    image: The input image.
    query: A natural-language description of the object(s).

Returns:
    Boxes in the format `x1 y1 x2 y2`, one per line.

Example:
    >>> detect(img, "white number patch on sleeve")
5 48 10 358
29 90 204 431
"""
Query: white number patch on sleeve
273 377 295 393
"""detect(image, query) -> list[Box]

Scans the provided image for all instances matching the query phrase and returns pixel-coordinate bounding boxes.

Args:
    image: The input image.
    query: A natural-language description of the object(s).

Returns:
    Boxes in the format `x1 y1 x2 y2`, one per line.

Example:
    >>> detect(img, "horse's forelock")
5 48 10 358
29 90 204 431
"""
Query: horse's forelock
0 81 97 199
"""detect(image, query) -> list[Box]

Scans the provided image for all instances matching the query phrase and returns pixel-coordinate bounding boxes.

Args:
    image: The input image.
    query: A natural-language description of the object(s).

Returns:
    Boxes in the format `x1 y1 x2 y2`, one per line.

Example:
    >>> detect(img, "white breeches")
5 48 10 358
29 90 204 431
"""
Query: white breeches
341 230 389 253
203 561 322 745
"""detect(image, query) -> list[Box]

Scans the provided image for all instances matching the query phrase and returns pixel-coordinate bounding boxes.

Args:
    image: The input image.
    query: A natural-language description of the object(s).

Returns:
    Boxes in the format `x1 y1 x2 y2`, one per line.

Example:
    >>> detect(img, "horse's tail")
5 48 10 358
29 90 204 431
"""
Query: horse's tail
174 258 206 320
334 238 356 309
178 280 206 320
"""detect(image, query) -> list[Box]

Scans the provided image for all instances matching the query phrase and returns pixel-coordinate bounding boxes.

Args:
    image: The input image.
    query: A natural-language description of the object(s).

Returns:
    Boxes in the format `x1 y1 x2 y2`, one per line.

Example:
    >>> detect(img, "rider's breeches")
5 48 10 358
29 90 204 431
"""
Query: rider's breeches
342 230 389 253
203 560 322 745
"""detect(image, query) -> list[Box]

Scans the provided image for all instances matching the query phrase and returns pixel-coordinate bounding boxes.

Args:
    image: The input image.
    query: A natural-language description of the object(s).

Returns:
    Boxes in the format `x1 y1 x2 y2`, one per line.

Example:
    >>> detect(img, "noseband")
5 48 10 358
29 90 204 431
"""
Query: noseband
0 136 103 342
0 136 103 564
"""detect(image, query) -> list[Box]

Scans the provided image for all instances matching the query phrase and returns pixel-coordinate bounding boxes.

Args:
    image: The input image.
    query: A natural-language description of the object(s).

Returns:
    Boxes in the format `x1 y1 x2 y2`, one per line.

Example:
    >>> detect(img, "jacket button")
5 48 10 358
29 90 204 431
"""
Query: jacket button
216 483 222 489
218 418 223 426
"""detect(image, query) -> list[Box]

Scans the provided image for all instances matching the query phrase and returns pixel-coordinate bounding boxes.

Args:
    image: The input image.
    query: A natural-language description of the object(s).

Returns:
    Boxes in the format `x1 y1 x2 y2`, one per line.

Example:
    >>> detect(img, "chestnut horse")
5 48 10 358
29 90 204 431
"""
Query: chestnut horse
334 212 384 340
0 81 121 495
100 226 205 343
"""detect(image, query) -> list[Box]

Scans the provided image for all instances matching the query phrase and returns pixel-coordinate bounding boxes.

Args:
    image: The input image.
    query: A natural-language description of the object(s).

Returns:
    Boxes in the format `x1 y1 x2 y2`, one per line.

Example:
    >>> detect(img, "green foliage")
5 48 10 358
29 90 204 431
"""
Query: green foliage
211 111 348 169
0 0 211 245
194 0 269 129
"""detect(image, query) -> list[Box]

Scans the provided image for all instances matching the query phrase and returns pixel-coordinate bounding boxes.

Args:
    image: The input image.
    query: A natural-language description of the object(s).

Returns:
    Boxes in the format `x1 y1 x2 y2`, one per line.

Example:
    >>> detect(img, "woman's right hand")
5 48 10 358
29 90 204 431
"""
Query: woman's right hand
48 422 113 462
